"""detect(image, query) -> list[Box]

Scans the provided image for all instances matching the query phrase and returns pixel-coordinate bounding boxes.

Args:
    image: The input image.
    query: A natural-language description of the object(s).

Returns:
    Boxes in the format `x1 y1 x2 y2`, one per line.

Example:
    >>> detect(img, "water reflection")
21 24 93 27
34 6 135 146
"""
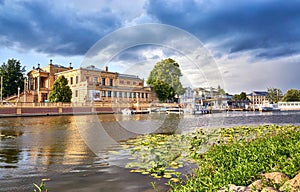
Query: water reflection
0 111 299 191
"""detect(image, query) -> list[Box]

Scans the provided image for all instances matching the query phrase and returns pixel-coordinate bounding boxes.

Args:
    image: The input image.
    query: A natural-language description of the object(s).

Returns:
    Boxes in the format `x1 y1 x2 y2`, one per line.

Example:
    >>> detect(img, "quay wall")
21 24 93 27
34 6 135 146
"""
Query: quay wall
0 102 152 117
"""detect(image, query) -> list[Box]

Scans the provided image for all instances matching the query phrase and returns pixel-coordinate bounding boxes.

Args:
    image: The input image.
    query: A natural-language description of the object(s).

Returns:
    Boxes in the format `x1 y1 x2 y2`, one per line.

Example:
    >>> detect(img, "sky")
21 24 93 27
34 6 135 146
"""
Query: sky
0 0 300 94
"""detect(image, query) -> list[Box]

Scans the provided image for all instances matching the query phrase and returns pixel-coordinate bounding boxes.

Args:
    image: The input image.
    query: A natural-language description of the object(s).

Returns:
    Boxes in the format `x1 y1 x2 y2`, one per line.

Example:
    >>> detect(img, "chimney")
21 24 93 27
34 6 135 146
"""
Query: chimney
38 63 40 69
50 59 52 64
104 66 108 72
69 62 73 69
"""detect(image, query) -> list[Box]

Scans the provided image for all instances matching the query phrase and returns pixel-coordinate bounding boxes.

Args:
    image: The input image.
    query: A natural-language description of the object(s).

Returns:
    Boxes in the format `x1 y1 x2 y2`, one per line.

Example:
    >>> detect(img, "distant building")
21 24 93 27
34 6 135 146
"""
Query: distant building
247 91 268 107
193 87 231 109
179 87 194 112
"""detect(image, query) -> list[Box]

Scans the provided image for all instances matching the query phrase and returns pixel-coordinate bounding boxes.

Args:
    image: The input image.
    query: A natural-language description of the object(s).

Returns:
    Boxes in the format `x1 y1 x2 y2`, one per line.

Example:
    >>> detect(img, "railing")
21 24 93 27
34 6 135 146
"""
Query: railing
0 101 153 108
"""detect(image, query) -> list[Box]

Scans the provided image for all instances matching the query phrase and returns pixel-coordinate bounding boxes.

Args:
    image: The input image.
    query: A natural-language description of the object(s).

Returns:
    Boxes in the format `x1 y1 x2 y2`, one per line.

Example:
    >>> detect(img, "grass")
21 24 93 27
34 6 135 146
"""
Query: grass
170 124 300 191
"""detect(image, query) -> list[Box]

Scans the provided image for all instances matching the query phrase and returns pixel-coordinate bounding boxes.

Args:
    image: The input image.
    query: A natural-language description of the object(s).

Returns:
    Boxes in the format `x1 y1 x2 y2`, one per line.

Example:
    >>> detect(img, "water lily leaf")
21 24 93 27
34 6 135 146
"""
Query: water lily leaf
163 174 172 179
130 169 143 173
170 178 180 182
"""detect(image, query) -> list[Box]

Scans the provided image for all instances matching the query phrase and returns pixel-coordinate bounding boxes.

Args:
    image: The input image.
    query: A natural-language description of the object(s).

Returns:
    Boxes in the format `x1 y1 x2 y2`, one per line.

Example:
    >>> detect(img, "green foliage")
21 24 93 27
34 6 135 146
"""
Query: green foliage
33 181 48 192
49 76 72 102
120 134 188 179
233 92 248 100
282 89 300 102
267 87 283 103
171 125 300 191
217 85 226 95
0 59 25 98
147 58 185 102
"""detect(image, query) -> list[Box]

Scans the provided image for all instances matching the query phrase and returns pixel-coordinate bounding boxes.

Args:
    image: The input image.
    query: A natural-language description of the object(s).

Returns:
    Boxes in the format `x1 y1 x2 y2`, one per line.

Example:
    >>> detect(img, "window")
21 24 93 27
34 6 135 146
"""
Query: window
70 77 73 85
86 76 89 82
120 80 124 84
102 90 106 97
141 93 144 98
76 76 79 84
110 79 113 86
124 92 127 98
107 91 111 97
102 78 105 85
119 92 122 98
133 81 136 85
133 92 136 98
127 81 130 85
129 92 132 98
93 77 98 83
145 93 148 98
113 91 117 97
75 90 78 97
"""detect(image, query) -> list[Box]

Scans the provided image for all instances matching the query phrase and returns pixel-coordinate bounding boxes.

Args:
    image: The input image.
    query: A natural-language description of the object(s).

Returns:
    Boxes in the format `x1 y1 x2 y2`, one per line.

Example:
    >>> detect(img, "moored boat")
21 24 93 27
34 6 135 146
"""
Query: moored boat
166 107 184 114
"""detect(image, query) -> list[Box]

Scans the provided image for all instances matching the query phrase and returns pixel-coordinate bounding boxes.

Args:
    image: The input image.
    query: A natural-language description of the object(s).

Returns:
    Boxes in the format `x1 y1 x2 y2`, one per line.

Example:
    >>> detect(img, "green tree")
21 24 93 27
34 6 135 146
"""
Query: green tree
282 89 300 102
266 87 283 103
217 85 226 95
49 76 72 102
147 58 185 102
233 92 248 100
0 59 25 98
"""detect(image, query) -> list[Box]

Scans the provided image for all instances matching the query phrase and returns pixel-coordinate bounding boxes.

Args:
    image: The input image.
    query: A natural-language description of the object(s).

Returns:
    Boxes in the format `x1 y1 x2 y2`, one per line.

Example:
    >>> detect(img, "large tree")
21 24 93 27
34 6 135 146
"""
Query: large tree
147 58 185 102
0 59 25 98
266 87 283 103
233 92 248 100
282 89 300 102
49 76 72 102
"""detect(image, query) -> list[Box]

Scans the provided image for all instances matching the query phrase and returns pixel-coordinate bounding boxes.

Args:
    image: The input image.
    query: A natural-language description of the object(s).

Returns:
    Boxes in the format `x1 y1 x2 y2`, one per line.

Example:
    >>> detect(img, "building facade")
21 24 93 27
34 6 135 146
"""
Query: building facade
26 61 156 104
55 65 156 104
247 91 268 107
27 60 72 102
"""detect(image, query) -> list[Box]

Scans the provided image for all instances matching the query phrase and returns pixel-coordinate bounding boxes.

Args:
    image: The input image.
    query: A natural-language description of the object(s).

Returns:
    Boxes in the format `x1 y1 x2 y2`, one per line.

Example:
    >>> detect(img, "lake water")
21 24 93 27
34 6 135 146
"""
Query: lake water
0 111 300 191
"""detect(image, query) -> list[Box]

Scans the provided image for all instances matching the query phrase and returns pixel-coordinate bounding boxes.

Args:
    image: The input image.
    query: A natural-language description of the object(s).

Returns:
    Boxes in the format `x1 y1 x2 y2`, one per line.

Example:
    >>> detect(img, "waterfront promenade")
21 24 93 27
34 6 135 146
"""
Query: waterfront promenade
0 102 152 117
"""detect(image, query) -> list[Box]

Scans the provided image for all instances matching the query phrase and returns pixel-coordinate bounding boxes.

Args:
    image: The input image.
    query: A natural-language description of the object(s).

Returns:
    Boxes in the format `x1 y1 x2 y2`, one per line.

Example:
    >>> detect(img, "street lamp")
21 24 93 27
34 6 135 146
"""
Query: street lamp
17 87 20 102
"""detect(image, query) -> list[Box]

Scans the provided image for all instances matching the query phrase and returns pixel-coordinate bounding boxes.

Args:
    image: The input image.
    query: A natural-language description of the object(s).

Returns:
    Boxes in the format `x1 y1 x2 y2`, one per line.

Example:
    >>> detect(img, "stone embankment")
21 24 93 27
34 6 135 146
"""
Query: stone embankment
219 172 300 192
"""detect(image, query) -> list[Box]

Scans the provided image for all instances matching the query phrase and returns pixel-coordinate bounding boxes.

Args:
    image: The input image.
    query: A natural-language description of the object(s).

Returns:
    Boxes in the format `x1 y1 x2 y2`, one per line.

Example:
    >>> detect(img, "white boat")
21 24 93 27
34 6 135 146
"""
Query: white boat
260 106 280 112
166 107 184 114
131 109 150 114
121 108 132 115
193 109 210 115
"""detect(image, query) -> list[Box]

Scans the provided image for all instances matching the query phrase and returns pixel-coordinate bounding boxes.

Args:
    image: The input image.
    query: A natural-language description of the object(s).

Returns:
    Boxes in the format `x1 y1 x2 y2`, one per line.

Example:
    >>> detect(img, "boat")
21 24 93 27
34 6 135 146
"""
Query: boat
131 109 150 114
192 104 210 115
260 106 280 112
121 108 132 115
193 109 210 115
166 107 184 114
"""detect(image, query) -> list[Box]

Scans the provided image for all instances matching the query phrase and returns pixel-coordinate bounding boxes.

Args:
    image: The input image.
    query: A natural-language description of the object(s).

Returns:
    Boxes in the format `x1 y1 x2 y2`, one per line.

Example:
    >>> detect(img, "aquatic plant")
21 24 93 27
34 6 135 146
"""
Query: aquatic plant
33 181 48 192
122 134 190 179
171 124 300 191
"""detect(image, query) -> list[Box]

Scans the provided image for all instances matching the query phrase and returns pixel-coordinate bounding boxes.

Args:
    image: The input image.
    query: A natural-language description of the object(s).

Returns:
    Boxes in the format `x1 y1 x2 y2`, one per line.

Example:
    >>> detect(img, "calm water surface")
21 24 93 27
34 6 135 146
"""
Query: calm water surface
0 111 300 191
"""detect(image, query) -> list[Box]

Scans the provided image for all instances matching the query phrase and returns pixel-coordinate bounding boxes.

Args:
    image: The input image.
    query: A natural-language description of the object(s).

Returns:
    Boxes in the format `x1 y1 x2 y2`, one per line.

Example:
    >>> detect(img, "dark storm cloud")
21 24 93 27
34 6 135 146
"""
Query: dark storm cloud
0 1 121 56
146 0 300 59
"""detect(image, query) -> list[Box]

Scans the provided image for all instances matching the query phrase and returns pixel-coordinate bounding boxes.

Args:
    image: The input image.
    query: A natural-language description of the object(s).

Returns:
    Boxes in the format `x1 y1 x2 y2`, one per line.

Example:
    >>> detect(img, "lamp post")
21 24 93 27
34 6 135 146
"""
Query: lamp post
24 77 27 102
17 87 20 102
0 76 2 101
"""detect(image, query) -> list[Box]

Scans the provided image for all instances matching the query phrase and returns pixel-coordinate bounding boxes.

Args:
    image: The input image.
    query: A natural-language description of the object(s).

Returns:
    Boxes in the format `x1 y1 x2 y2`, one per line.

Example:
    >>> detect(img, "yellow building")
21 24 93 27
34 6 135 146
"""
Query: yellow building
26 61 156 104
56 65 155 104
27 60 72 102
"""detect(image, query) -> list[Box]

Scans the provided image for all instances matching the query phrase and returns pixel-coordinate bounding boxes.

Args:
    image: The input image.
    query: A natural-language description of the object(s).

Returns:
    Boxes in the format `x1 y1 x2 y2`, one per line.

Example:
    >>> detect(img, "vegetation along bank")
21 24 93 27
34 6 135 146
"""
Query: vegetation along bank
114 124 300 191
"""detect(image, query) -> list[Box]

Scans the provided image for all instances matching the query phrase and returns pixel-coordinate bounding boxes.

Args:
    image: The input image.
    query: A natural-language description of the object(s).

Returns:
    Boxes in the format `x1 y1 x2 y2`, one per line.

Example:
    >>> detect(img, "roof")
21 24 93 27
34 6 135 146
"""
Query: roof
247 91 268 96
118 73 142 80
